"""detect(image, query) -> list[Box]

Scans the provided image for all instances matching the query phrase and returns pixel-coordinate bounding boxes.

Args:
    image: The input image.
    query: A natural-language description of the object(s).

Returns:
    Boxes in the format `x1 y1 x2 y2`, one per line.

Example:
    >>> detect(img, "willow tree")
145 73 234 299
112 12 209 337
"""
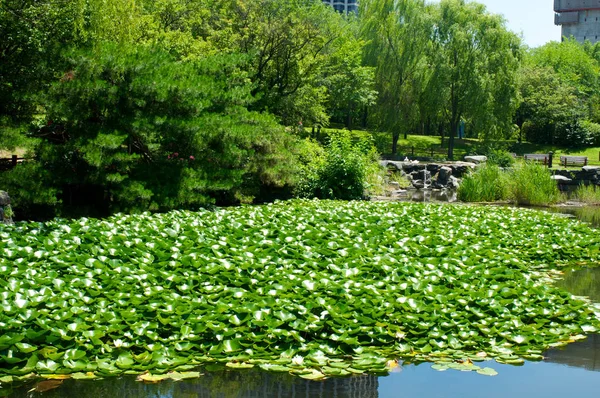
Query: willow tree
361 0 433 154
428 0 522 159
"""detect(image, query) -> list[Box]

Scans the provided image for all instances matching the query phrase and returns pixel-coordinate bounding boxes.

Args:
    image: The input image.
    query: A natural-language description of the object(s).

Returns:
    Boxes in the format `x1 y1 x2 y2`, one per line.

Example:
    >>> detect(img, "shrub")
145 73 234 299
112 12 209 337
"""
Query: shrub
486 149 515 168
509 162 563 206
457 164 510 202
0 162 60 220
295 131 383 200
580 120 600 146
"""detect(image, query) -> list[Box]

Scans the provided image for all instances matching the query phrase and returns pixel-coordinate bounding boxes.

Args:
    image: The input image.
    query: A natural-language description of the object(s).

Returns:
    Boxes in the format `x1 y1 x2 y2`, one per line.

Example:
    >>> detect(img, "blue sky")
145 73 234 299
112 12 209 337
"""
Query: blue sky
430 0 561 48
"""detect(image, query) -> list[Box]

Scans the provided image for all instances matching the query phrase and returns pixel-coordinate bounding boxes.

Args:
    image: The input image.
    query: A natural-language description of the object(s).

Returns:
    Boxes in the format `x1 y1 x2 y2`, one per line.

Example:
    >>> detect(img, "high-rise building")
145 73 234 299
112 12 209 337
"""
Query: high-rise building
322 0 358 14
554 0 600 43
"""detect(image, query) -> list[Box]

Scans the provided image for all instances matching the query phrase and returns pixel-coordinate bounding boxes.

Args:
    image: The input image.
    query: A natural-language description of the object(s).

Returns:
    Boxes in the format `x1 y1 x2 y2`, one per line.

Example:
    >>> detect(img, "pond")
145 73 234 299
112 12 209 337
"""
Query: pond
3 203 600 398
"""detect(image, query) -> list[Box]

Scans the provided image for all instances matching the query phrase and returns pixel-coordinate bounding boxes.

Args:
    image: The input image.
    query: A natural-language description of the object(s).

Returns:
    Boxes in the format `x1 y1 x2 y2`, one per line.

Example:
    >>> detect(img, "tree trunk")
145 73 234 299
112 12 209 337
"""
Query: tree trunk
439 123 444 147
392 132 400 155
448 120 458 161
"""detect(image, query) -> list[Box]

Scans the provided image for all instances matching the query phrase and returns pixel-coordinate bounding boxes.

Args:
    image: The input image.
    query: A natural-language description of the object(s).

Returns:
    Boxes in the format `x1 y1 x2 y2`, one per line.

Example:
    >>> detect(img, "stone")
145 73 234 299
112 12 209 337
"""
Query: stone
464 155 487 164
410 170 431 181
412 179 425 189
447 162 476 178
0 191 9 206
551 175 572 182
426 164 441 175
448 176 460 190
582 166 600 172
0 191 13 225
436 166 453 186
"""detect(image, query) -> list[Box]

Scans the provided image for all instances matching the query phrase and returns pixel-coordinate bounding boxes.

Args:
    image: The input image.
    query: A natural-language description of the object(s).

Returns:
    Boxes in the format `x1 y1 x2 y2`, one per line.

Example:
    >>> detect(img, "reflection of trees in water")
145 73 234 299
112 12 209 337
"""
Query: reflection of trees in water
10 370 379 398
555 267 600 302
545 334 600 372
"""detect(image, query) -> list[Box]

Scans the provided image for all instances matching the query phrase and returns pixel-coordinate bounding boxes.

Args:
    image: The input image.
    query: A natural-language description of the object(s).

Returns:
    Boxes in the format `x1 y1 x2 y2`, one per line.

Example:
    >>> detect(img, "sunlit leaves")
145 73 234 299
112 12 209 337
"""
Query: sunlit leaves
0 199 599 383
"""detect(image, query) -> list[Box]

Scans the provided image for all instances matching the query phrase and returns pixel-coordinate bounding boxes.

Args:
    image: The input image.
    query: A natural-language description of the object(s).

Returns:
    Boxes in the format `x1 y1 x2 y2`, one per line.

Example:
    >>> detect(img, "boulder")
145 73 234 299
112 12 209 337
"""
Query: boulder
447 162 476 178
412 179 425 189
410 170 431 181
582 166 600 173
464 155 487 164
448 176 460 190
0 191 9 206
436 166 453 186
0 191 13 225
551 175 572 182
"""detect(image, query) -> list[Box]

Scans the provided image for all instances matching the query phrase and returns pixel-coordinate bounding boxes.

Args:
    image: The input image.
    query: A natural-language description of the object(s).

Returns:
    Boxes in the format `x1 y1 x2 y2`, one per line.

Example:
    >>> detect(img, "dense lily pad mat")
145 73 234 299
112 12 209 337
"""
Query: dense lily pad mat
1 200 600 384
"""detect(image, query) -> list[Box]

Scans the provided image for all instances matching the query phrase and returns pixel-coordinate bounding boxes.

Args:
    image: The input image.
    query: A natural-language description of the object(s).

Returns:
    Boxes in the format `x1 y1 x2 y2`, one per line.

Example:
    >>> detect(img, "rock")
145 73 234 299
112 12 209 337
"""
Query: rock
412 179 425 189
447 162 476 178
464 155 487 164
426 164 441 175
582 166 600 172
448 176 460 190
551 175 572 182
436 166 453 186
0 191 13 225
410 170 431 181
389 181 400 189
0 191 9 206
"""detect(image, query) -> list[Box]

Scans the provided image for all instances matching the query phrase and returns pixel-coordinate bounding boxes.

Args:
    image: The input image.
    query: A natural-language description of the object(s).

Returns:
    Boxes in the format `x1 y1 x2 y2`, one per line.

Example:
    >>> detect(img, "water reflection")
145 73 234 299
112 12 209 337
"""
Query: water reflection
7 371 379 398
555 267 600 302
404 189 457 203
549 206 600 228
545 334 600 372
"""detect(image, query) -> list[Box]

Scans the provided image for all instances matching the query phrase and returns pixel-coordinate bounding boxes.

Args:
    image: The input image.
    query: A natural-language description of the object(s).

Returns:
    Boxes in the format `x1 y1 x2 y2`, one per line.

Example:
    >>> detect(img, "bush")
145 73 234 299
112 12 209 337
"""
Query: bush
457 164 510 202
486 149 515 168
295 131 383 200
580 120 600 146
509 162 563 206
0 162 60 220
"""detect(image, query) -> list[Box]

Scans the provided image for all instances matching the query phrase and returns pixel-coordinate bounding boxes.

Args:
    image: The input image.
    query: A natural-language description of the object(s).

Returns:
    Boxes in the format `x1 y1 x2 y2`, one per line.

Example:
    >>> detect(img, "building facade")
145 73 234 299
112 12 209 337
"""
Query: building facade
554 0 600 43
322 0 358 14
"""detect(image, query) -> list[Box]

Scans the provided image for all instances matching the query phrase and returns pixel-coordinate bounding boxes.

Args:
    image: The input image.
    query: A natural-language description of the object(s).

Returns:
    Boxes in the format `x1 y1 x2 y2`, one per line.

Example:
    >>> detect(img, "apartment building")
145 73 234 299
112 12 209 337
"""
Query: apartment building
554 0 600 43
322 0 358 14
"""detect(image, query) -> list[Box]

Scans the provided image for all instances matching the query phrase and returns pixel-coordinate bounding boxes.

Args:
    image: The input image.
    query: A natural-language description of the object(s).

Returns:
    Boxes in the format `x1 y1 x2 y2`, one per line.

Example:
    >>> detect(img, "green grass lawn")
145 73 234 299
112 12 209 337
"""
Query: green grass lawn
321 127 600 165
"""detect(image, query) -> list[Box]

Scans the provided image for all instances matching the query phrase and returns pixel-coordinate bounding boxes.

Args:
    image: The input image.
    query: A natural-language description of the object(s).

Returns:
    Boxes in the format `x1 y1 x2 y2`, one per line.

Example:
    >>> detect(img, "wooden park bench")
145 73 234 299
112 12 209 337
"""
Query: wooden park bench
524 154 549 165
560 156 588 167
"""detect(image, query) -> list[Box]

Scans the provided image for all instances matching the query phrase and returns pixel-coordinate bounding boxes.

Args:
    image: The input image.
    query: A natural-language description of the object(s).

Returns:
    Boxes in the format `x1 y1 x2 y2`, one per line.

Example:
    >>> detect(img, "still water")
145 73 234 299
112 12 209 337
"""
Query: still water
5 206 600 398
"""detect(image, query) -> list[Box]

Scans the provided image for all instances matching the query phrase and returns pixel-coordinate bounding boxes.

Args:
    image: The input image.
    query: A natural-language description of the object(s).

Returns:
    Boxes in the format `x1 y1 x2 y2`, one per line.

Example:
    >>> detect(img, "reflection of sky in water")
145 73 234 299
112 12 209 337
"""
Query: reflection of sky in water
380 360 599 398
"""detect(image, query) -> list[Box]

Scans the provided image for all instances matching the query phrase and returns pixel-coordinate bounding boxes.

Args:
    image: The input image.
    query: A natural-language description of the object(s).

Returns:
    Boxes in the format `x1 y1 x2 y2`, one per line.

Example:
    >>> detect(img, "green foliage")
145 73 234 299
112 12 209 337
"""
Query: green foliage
518 39 600 146
509 162 563 206
361 0 432 152
0 163 60 220
31 43 298 215
0 200 599 382
486 149 516 168
457 164 510 202
428 0 522 159
579 120 600 147
296 131 381 200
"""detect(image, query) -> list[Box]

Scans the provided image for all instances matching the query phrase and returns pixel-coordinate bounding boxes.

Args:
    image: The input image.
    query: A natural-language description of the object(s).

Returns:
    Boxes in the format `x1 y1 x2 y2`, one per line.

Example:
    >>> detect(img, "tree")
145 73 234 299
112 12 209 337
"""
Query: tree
516 65 586 146
26 43 298 215
428 0 521 159
361 0 432 154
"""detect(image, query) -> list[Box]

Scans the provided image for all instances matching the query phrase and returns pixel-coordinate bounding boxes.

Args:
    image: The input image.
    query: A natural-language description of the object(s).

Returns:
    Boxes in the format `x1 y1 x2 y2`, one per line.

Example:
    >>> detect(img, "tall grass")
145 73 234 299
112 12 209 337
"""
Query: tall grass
574 184 600 205
457 164 510 202
458 162 564 206
509 162 564 206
